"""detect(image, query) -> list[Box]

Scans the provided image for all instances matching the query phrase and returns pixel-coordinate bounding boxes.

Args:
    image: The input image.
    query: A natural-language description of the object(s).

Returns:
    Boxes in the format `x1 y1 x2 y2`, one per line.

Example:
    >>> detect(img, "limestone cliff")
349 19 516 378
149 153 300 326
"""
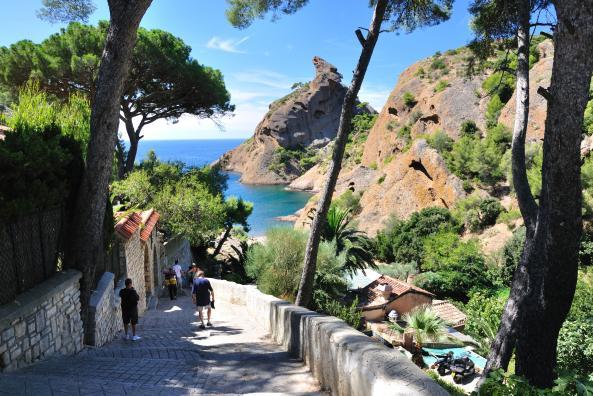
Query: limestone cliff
220 57 372 184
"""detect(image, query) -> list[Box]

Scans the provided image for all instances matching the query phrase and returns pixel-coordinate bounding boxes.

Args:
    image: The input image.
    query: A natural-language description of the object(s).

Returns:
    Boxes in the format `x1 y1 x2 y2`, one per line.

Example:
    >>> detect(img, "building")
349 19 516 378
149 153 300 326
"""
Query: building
357 275 435 322
114 209 161 313
356 275 467 330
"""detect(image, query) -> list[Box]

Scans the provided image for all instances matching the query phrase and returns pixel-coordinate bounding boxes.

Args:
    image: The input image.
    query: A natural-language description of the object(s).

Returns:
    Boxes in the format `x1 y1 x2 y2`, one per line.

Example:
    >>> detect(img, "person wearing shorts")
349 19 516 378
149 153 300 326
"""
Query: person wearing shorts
192 271 214 329
119 278 141 341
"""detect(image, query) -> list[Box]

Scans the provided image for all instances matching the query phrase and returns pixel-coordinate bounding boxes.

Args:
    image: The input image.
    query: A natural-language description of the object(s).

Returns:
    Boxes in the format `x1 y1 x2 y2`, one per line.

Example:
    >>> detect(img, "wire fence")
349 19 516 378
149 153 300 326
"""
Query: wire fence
0 207 63 305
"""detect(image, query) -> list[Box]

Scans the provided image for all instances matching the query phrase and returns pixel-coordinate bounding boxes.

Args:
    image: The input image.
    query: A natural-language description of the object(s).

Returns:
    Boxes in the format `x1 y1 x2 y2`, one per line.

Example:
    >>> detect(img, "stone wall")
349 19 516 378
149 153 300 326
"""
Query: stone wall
86 272 123 347
121 231 147 314
210 279 447 396
0 270 84 372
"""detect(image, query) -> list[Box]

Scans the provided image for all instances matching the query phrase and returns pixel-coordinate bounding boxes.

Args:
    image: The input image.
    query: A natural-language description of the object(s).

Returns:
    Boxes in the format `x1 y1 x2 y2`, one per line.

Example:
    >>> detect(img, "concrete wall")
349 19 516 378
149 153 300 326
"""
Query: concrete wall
0 271 84 372
210 279 447 396
86 272 123 347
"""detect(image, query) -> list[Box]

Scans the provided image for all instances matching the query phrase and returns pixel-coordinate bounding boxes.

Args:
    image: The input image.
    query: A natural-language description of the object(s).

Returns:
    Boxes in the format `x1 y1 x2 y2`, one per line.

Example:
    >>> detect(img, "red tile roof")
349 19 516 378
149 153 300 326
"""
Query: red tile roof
139 209 160 242
359 275 434 309
114 209 160 242
432 300 466 328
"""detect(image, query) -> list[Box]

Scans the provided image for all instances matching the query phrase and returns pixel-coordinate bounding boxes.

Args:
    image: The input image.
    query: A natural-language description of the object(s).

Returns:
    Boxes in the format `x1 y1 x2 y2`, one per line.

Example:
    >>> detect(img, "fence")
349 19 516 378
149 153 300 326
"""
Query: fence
0 207 63 305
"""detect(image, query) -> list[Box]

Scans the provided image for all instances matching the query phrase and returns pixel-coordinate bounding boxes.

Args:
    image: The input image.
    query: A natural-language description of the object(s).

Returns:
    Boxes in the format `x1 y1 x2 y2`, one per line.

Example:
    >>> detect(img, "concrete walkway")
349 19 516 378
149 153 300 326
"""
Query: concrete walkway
0 294 322 395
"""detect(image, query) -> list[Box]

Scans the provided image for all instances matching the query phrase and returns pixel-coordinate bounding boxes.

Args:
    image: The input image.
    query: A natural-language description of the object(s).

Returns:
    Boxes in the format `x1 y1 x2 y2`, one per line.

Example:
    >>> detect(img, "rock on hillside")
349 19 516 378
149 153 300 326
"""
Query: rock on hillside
219 57 372 184
498 40 554 141
362 48 491 168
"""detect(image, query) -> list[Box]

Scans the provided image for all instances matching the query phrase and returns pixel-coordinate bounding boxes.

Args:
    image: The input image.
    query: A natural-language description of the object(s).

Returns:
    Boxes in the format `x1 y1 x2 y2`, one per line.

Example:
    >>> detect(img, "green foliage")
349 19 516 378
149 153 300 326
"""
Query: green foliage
374 207 460 264
389 305 449 346
434 79 450 93
333 189 362 214
430 57 447 70
410 110 423 124
453 194 503 232
580 225 593 267
403 91 417 108
320 206 376 276
345 113 377 166
557 320 593 377
460 120 480 137
478 369 593 396
245 227 348 303
37 0 96 23
415 67 426 78
377 174 386 184
499 227 525 286
415 232 491 301
269 145 318 175
482 71 515 128
426 371 466 396
463 290 508 356
427 130 454 154
378 262 418 281
398 125 412 148
316 297 362 329
0 84 85 219
444 123 511 187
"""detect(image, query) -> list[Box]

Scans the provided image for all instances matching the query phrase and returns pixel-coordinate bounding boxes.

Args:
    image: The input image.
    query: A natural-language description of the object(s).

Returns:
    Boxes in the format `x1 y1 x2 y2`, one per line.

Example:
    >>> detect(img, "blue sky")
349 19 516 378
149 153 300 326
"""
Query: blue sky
1 0 476 140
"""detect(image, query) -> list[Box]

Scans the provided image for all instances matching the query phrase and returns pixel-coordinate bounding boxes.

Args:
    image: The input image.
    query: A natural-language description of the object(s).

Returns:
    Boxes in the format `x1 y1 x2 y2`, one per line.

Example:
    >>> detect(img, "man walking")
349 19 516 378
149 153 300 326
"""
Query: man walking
192 271 214 329
172 258 183 289
119 278 141 341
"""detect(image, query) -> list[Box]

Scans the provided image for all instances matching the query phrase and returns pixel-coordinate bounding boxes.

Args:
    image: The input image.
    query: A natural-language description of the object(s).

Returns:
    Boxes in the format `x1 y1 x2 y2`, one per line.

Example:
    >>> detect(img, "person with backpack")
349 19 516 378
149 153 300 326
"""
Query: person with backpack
165 268 177 300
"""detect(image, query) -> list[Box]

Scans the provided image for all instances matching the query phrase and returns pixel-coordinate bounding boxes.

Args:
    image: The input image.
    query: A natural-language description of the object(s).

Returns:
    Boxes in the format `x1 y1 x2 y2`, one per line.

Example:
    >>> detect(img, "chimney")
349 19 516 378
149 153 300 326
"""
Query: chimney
376 283 392 300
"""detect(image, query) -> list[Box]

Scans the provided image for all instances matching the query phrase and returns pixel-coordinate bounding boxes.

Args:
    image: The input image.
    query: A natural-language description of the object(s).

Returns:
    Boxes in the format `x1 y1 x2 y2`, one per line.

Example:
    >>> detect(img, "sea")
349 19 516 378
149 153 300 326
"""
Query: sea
135 139 312 236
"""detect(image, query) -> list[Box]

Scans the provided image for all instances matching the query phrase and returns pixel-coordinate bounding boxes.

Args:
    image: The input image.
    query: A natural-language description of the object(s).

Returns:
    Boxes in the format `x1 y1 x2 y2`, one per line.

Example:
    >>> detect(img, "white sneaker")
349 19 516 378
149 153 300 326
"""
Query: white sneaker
132 335 141 341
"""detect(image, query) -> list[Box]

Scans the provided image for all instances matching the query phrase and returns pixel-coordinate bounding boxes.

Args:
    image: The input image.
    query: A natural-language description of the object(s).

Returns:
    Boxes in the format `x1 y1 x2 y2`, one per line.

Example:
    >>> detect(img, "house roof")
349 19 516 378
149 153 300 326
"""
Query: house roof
432 300 467 328
114 209 160 242
359 275 434 310
346 268 382 290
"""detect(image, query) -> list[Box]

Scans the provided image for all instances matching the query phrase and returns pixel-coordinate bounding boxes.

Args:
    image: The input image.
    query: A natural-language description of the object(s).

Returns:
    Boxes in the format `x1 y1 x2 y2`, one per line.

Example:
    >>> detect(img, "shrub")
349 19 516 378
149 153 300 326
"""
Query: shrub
377 174 386 184
478 369 593 395
426 370 466 396
453 195 503 232
316 297 361 329
433 80 450 93
497 208 521 227
430 58 446 70
403 92 417 108
333 189 362 214
378 262 418 281
557 320 593 376
414 67 426 78
463 290 508 355
410 110 423 123
460 120 480 137
427 130 454 154
398 125 412 142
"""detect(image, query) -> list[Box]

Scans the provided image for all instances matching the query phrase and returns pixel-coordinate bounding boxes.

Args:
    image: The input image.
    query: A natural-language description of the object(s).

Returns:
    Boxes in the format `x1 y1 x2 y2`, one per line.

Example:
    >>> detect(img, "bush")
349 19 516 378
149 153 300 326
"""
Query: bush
415 67 426 78
460 120 480 137
316 297 362 329
463 290 508 355
453 195 503 232
333 189 362 214
427 130 454 154
426 370 466 396
379 262 418 281
430 58 446 70
499 227 525 286
410 110 423 123
557 320 593 376
403 92 417 108
478 369 593 395
434 80 450 93
245 227 348 303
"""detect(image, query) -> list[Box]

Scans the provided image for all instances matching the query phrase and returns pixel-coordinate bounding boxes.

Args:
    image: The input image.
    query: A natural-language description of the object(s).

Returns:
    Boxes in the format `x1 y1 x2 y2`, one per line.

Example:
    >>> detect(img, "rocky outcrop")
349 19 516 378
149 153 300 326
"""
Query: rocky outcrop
362 48 491 168
357 140 465 236
220 57 371 184
499 40 554 141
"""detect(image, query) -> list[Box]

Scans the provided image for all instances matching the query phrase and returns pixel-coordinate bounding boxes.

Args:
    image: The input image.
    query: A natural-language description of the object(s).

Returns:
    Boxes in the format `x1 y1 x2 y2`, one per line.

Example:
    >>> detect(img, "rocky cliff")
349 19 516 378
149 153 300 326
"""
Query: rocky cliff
220 57 372 184
291 41 554 236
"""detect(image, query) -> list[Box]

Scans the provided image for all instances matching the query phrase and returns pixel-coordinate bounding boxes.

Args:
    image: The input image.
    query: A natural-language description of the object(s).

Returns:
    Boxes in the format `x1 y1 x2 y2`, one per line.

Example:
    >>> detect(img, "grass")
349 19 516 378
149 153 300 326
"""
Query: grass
434 80 450 93
426 370 467 395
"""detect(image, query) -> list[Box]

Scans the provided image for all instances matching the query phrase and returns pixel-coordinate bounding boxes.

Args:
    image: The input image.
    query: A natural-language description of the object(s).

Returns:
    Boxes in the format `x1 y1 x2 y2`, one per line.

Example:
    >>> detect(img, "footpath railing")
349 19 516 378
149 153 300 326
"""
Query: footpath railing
0 207 63 305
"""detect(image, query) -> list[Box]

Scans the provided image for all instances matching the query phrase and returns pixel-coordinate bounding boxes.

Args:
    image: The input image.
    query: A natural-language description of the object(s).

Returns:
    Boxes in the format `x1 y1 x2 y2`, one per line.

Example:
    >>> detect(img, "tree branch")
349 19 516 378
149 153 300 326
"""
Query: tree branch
355 29 366 47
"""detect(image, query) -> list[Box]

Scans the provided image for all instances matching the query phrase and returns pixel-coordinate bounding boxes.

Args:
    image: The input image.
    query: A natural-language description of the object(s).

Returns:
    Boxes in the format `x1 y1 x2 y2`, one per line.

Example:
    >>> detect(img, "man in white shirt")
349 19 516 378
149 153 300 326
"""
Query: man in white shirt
172 259 183 289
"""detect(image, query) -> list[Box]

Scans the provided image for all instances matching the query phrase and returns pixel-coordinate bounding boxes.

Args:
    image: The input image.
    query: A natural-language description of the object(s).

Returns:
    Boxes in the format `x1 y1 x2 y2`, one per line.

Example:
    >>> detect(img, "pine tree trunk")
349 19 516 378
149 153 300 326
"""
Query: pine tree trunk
66 0 152 332
482 1 533 378
211 225 232 258
295 0 388 308
123 116 140 175
514 1 593 387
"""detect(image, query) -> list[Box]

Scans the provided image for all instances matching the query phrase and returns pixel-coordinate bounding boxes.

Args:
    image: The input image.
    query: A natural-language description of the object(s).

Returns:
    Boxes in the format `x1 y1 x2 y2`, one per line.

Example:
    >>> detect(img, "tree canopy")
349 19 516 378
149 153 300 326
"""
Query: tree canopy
0 22 234 174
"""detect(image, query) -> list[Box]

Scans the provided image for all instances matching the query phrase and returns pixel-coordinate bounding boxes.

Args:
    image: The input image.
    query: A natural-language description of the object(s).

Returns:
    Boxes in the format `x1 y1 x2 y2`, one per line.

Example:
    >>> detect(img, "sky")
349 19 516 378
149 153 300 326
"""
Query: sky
0 0 476 140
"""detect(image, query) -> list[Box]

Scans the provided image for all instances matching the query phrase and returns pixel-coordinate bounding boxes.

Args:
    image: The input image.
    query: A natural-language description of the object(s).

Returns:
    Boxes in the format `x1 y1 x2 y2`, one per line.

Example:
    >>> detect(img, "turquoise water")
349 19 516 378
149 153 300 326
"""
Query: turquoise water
422 347 487 369
135 139 312 236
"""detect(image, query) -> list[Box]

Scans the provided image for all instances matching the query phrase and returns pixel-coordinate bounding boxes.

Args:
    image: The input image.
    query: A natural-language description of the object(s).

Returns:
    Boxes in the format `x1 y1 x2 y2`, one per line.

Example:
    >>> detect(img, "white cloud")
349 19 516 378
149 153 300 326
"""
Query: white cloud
358 84 391 111
233 69 294 90
206 36 249 53
124 101 269 141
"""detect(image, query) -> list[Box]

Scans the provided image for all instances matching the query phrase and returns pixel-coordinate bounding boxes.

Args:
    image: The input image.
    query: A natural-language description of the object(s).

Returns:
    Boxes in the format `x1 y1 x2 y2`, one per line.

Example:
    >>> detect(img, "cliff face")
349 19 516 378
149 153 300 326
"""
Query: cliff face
220 57 370 184
291 41 554 236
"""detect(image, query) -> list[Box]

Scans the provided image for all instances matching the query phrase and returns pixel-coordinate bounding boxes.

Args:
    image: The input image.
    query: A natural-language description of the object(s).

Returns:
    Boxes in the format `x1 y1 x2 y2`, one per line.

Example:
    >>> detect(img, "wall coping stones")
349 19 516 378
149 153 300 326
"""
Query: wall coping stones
0 270 82 330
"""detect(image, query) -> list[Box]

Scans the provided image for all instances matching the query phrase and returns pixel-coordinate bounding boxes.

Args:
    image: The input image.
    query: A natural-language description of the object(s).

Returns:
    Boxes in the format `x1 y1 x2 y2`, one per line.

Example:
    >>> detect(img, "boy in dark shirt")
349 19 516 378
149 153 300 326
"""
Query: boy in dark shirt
192 271 215 329
119 278 141 341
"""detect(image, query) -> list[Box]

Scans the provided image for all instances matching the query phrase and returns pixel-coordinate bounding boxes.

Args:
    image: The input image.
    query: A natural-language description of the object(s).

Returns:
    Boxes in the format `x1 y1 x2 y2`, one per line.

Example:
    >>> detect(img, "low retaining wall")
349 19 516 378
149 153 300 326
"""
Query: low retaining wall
0 270 84 372
210 279 447 396
86 272 123 346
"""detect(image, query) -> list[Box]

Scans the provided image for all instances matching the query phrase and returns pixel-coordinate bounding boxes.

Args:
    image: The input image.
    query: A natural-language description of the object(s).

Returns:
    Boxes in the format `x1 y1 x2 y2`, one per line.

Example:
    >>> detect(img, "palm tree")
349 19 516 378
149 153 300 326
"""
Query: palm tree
310 205 377 276
390 305 450 367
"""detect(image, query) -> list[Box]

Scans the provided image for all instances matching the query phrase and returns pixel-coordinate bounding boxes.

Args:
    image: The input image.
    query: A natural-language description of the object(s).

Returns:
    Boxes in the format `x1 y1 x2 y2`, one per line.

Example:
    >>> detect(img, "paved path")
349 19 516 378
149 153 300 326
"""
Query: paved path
0 294 322 395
